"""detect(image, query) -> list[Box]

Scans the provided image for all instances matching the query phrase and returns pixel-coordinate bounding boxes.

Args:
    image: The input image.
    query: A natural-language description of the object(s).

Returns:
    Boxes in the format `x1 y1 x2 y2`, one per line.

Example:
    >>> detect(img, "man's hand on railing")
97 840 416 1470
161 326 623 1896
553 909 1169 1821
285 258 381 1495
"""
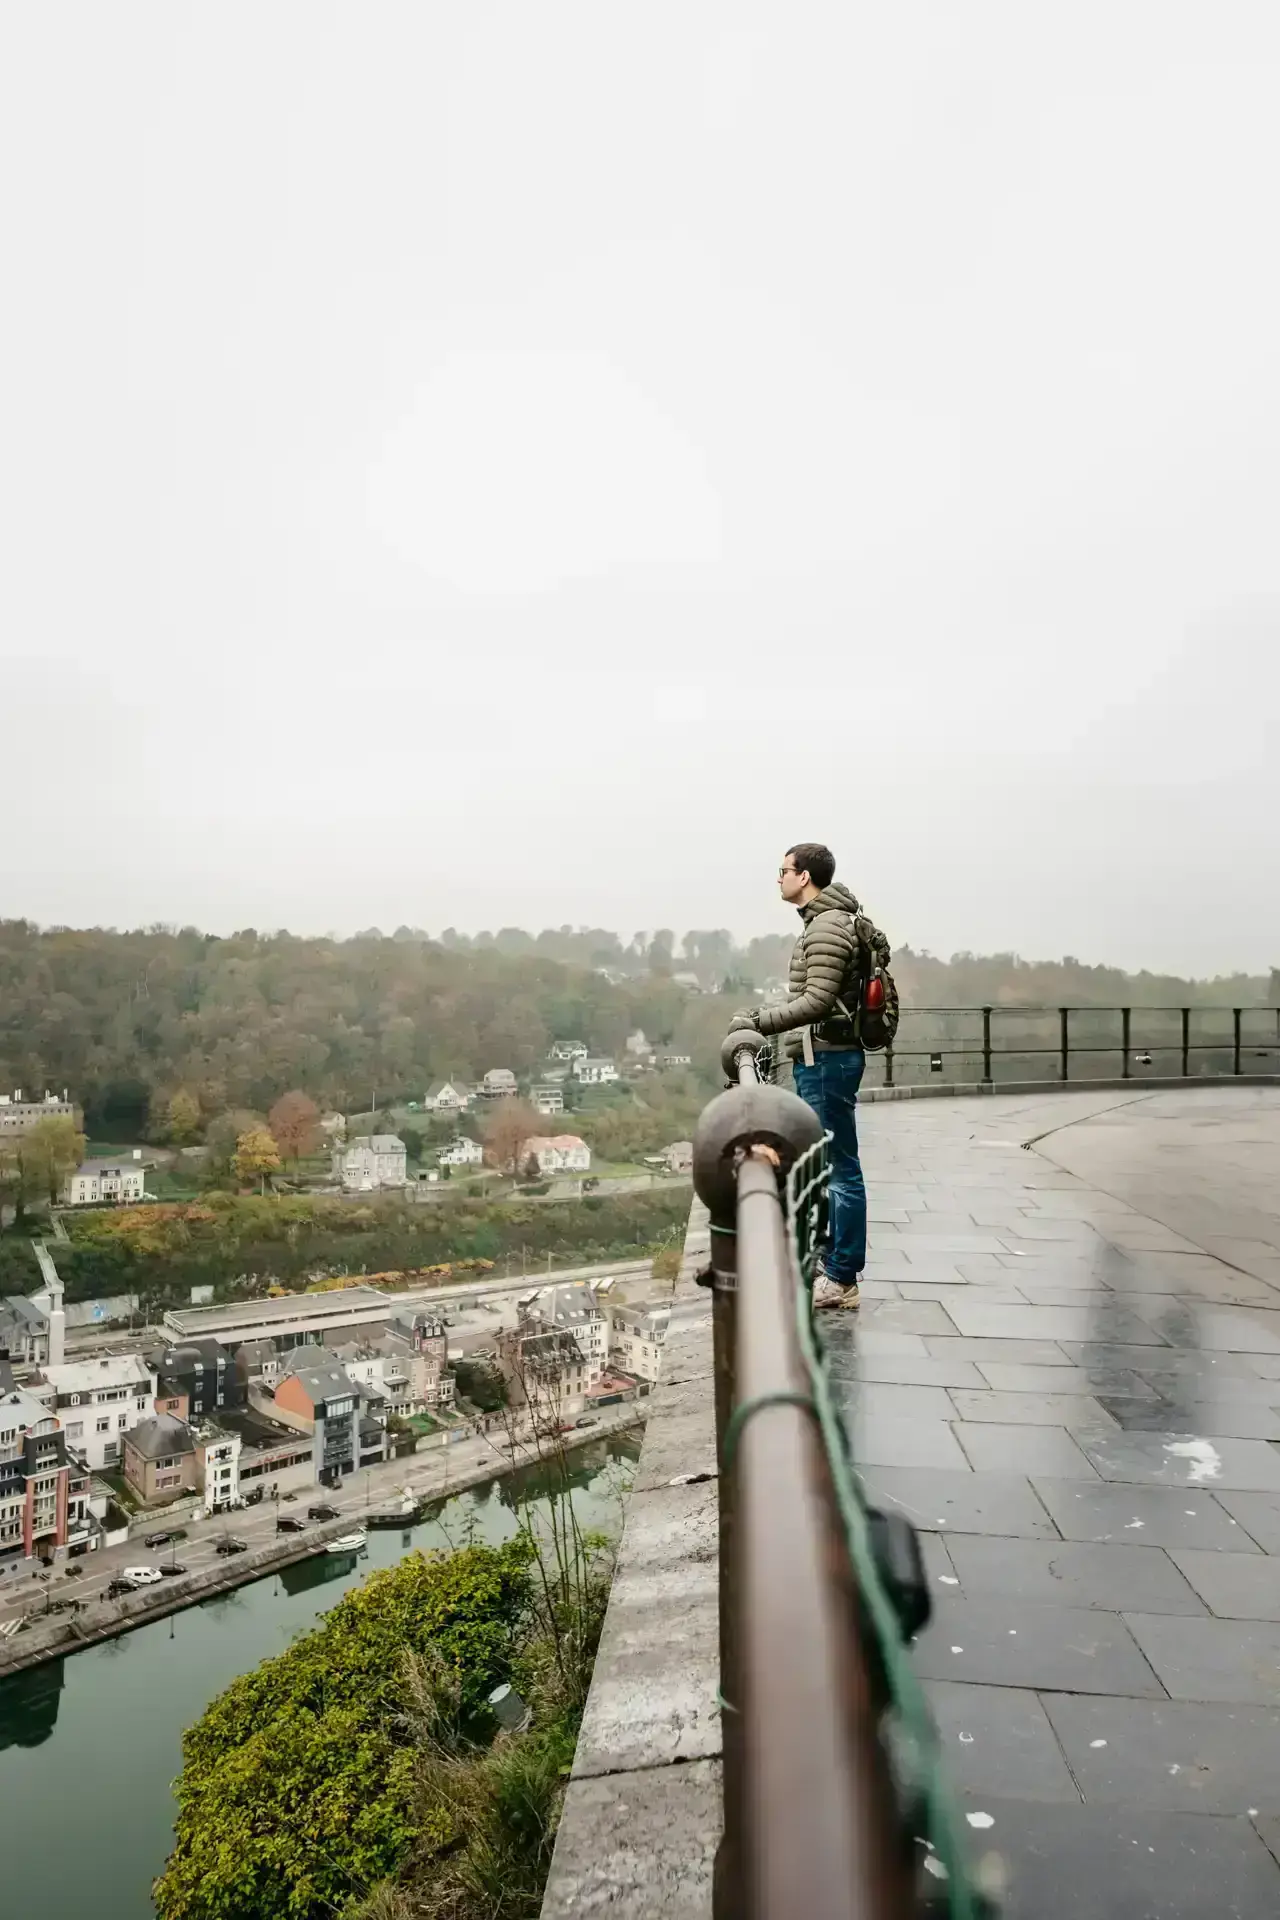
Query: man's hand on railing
727 1009 760 1033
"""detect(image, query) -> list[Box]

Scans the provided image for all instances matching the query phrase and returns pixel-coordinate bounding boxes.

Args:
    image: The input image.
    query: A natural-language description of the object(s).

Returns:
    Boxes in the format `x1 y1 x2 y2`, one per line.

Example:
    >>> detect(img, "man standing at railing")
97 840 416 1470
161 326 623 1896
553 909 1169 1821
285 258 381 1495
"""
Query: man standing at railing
729 843 868 1310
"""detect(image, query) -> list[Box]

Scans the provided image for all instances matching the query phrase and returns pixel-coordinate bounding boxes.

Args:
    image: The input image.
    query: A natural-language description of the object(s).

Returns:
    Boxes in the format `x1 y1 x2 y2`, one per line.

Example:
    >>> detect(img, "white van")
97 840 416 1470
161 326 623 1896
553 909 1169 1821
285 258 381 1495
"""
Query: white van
121 1566 164 1587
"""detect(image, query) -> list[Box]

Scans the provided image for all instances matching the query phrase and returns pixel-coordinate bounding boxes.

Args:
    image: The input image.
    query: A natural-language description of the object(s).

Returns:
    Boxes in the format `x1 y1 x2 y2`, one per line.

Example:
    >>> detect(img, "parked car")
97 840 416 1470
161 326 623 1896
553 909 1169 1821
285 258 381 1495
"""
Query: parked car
121 1566 164 1588
276 1516 307 1534
308 1502 341 1520
105 1577 135 1599
216 1537 249 1556
574 1415 599 1428
243 1486 264 1506
144 1529 182 1549
158 1562 188 1577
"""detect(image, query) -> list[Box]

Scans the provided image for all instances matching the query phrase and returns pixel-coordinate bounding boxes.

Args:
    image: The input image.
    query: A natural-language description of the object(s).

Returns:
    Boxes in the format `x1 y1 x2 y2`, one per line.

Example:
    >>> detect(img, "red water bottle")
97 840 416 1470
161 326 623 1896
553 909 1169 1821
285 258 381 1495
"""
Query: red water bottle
865 972 885 1013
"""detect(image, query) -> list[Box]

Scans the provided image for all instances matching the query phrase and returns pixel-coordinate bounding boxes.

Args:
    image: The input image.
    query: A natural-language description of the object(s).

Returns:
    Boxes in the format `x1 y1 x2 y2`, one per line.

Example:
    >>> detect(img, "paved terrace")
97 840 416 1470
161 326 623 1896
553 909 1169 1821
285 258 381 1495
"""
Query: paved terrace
543 1084 1280 1919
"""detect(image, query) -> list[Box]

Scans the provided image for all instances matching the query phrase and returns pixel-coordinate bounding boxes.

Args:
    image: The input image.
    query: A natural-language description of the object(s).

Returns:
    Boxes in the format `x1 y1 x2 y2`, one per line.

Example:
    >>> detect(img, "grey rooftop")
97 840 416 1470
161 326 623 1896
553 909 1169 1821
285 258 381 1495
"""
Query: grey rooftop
542 1084 1280 1920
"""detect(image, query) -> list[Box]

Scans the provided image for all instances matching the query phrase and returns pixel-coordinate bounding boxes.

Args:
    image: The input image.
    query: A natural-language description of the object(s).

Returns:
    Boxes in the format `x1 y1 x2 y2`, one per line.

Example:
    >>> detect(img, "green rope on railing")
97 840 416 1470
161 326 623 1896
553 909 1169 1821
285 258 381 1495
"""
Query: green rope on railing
721 1389 817 1468
785 1137 982 1916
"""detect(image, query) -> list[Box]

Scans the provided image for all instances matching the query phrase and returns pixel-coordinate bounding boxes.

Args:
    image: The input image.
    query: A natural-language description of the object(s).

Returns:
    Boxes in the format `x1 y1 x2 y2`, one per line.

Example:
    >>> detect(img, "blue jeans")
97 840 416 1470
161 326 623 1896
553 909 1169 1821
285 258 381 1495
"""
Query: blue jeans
793 1047 867 1284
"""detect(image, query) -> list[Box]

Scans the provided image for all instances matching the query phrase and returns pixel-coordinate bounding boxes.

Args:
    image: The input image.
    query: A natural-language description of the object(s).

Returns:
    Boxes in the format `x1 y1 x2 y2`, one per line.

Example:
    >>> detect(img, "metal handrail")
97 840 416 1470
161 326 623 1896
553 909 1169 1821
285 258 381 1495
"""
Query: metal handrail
873 1004 1280 1087
700 1035 920 1920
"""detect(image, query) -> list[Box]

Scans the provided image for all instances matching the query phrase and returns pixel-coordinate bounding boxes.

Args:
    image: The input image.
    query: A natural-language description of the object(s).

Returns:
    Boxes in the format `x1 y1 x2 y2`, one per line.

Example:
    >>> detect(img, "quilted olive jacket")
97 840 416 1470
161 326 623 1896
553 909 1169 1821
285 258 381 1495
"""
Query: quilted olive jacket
752 882 862 1061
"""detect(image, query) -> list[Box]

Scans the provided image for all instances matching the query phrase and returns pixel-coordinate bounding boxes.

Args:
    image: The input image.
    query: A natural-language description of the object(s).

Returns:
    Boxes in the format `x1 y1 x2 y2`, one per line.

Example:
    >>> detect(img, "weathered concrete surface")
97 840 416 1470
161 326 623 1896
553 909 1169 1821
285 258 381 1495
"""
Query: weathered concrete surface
541 1203 720 1917
543 1759 721 1917
546 1087 1280 1920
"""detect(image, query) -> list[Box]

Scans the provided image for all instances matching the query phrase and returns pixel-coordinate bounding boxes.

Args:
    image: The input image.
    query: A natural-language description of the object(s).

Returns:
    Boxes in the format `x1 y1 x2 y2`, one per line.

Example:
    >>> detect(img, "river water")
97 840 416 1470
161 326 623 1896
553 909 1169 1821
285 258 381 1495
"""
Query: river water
0 1437 637 1920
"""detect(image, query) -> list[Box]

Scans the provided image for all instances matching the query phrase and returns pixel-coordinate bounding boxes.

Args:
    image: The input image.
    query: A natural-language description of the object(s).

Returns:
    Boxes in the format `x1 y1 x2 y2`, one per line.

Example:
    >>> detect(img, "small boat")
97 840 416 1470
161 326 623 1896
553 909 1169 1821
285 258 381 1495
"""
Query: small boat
323 1530 368 1554
366 1488 423 1529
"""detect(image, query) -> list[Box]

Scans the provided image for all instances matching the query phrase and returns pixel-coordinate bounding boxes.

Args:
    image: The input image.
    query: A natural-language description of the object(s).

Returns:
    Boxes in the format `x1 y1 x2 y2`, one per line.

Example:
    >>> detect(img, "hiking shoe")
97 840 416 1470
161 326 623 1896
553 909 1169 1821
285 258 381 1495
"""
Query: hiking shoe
812 1275 861 1311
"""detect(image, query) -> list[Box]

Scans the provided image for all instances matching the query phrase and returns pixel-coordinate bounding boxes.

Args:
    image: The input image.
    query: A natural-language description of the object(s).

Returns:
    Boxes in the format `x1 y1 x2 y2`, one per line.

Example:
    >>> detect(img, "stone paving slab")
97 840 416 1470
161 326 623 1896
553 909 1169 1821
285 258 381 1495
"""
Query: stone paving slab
1029 1478 1262 1551
1040 1692 1280 1813
913 1597 1164 1695
543 1759 721 1917
941 1534 1208 1614
1121 1613 1280 1704
923 1680 1080 1802
1211 1490 1280 1551
959 1797 1280 1920
856 1464 1060 1537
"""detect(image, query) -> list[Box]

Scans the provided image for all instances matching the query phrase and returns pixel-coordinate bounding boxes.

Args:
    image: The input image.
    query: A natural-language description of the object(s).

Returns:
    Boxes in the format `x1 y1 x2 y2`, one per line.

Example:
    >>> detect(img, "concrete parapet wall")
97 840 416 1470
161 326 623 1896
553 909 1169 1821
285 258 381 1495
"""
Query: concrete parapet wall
541 1203 720 1919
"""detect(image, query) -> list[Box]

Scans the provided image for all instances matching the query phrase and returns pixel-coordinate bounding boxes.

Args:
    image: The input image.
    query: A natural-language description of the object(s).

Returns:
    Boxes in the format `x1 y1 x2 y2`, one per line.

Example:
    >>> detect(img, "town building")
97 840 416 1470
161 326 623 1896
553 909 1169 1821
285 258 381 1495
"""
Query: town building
608 1304 670 1385
0 1244 67 1369
273 1346 361 1485
319 1111 347 1141
520 1283 608 1384
199 1429 242 1513
548 1041 588 1062
61 1160 146 1206
624 1030 651 1057
663 1140 694 1173
233 1338 283 1391
37 1353 156 1472
333 1346 416 1416
0 1385 93 1564
519 1134 592 1175
0 1090 76 1140
495 1326 590 1420
478 1068 518 1100
0 1296 54 1367
530 1084 565 1116
659 1049 693 1069
389 1313 455 1408
437 1136 484 1167
422 1079 472 1113
148 1336 245 1421
162 1286 397 1353
333 1134 407 1191
572 1058 619 1085
122 1413 199 1507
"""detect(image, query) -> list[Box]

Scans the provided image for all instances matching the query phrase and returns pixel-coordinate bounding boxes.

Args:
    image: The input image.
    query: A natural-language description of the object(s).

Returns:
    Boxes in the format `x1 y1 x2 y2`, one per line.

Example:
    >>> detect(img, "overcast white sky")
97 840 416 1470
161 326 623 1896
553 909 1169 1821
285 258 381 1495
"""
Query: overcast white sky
3 5 1278 974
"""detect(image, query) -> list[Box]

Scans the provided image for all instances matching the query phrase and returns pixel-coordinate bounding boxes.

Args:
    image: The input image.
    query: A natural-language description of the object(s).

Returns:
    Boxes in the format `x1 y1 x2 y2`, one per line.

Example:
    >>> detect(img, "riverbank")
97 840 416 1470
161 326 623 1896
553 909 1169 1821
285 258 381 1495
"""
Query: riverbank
0 1410 643 1680
0 1436 640 1920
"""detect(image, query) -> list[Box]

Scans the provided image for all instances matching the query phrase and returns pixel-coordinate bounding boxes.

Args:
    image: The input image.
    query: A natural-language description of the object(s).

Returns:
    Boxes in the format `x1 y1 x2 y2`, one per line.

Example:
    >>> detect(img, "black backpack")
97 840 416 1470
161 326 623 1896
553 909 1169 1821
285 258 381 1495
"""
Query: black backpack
823 911 900 1052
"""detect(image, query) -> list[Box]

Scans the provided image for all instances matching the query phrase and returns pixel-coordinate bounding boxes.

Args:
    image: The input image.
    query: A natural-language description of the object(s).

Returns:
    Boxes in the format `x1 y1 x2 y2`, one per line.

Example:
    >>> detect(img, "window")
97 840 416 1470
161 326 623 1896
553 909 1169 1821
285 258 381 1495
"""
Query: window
96 1418 110 1434
117 1414 128 1429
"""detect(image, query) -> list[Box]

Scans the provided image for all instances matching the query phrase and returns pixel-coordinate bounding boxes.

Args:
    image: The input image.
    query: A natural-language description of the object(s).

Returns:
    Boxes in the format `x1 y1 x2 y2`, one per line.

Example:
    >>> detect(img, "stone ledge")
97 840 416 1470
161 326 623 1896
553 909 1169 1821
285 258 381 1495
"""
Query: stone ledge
542 1759 721 1918
542 1202 719 1917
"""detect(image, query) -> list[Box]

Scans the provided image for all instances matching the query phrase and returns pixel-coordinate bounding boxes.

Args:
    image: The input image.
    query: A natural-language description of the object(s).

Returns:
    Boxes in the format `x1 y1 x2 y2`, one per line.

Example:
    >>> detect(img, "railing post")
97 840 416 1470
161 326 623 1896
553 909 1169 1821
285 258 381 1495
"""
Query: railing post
981 1006 993 1085
883 1042 894 1089
1121 1006 1131 1079
1233 1007 1242 1076
1181 1007 1191 1078
1059 1006 1069 1082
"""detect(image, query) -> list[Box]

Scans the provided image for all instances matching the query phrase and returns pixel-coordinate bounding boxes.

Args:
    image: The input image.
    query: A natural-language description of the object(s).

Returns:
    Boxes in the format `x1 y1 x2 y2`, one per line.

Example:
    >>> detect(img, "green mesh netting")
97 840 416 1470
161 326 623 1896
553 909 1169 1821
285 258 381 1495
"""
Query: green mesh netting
786 1136 982 1915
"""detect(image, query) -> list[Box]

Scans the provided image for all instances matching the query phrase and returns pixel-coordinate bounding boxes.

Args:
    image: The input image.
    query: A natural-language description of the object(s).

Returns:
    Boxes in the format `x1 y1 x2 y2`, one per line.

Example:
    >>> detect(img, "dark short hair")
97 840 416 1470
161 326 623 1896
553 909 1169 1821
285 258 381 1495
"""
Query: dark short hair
785 842 835 889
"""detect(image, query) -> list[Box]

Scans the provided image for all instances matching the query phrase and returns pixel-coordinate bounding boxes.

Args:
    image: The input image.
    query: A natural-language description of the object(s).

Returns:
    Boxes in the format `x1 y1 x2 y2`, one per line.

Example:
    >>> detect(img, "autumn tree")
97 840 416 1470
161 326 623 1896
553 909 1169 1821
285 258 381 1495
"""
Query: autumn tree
481 1099 543 1176
22 1114 87 1206
650 1239 682 1283
203 1110 264 1184
267 1090 321 1166
231 1127 281 1193
166 1090 202 1145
